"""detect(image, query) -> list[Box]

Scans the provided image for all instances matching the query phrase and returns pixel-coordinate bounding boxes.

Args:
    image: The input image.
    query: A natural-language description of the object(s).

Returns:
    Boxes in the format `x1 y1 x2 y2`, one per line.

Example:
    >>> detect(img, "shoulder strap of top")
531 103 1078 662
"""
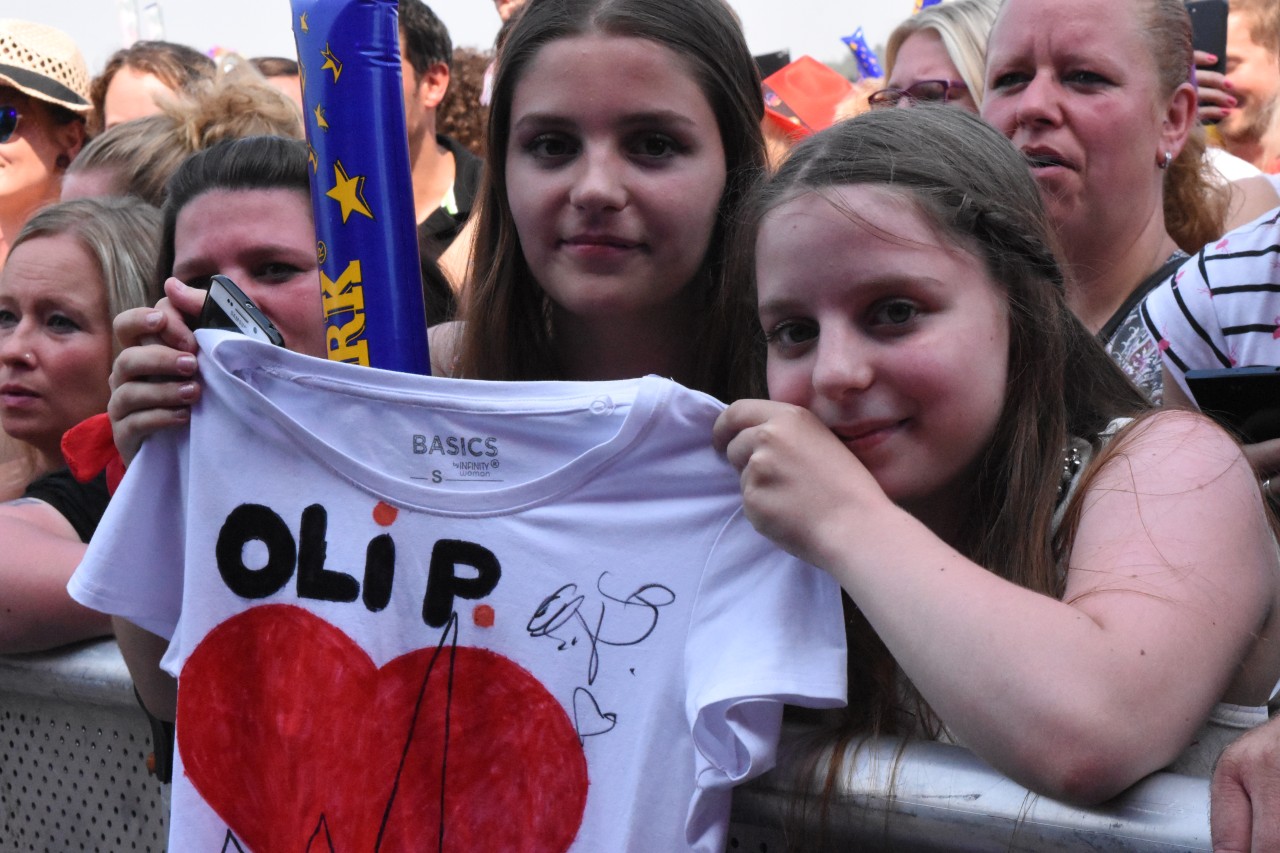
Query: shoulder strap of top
1098 254 1188 343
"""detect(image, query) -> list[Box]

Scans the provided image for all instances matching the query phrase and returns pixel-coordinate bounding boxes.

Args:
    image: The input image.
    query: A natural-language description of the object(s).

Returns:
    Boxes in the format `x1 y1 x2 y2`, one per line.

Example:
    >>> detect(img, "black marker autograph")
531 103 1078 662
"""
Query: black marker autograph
527 573 675 742
526 573 675 686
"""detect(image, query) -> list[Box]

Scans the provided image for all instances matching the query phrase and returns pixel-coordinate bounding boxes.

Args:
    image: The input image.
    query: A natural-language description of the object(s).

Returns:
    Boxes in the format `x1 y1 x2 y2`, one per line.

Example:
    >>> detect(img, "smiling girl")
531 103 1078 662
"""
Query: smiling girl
452 0 763 400
109 0 765 457
715 105 1280 808
81 6 848 847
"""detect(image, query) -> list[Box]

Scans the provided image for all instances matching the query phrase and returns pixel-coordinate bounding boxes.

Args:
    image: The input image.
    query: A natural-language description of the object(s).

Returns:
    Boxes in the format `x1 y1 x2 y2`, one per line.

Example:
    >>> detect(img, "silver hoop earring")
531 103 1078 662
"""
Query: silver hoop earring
1159 151 1173 170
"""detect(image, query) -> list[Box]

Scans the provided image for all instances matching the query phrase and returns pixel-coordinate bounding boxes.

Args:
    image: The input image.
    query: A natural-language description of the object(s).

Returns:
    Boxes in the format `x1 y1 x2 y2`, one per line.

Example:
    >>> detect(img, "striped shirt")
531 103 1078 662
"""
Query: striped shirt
1141 207 1280 400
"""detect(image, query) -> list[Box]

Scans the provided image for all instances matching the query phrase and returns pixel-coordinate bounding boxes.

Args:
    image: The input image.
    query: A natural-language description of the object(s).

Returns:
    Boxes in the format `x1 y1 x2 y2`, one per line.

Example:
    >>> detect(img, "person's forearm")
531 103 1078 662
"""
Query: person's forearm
0 516 106 653
815 493 1261 805
112 616 176 721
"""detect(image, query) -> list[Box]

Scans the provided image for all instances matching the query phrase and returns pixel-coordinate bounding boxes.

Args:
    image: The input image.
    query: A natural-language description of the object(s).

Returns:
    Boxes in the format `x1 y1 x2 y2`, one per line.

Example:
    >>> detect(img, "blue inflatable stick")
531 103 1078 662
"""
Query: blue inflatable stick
292 0 431 374
841 28 883 80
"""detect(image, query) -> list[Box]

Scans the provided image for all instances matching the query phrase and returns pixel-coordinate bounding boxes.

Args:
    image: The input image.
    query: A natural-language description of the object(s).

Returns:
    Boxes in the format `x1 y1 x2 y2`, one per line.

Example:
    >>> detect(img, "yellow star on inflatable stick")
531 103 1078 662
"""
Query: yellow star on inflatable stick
320 43 342 83
314 103 329 131
307 144 319 174
299 12 309 33
326 160 374 223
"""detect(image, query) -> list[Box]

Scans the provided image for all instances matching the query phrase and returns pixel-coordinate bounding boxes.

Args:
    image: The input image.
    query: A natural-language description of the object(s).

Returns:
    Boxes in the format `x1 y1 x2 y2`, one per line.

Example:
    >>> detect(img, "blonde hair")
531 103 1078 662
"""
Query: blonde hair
3 196 162 485
11 196 163 334
88 40 216 136
1232 0 1280 55
884 0 1001 105
1136 0 1229 250
68 63 304 207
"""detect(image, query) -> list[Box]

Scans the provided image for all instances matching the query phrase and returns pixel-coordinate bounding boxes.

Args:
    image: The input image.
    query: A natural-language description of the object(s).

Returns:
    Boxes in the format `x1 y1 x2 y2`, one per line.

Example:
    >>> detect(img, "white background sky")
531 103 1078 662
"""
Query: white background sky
11 0 918 77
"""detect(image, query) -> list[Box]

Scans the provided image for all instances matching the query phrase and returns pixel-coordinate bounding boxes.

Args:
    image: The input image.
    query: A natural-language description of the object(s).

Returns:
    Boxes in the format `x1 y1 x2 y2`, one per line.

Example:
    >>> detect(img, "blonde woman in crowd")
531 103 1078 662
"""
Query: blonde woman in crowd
0 197 161 651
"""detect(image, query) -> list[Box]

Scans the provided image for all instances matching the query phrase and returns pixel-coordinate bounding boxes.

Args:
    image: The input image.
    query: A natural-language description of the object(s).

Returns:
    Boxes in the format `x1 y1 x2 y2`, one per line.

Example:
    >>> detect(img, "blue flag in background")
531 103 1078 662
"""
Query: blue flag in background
841 28 883 79
292 0 431 375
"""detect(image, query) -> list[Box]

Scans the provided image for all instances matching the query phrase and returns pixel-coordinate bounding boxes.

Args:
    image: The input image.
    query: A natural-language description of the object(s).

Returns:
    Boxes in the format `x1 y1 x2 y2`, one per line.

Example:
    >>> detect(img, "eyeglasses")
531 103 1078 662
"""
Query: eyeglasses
867 79 968 109
0 106 18 144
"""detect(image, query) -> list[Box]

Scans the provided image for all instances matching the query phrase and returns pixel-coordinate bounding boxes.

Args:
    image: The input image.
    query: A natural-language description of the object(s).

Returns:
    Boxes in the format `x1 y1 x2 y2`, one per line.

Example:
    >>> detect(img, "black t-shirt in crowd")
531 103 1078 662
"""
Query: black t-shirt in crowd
23 469 110 544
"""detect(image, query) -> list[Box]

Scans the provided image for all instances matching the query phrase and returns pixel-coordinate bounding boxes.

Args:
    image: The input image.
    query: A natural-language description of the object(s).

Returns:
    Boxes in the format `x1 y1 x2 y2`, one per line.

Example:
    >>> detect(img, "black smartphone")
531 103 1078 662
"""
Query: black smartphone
1185 366 1280 444
1187 0 1229 75
196 274 286 347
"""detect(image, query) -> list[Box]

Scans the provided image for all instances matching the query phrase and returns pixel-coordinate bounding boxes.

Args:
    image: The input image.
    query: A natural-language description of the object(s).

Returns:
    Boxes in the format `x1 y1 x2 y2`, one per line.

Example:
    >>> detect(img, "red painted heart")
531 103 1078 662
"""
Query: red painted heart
177 604 588 852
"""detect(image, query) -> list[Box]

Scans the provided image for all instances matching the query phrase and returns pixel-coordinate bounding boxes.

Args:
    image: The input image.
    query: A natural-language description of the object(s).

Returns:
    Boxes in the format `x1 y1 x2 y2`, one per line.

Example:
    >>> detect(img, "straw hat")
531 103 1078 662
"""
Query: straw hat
0 20 91 114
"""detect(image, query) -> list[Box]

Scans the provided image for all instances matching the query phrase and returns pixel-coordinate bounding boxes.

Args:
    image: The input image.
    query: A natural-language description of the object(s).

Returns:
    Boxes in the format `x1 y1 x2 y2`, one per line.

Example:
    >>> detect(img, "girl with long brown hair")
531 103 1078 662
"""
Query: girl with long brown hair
715 106 1280 816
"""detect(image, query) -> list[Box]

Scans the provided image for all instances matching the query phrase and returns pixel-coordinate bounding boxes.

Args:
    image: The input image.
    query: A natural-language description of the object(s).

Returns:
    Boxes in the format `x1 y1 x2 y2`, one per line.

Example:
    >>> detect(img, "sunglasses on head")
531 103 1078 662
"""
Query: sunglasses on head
0 106 18 144
867 79 968 109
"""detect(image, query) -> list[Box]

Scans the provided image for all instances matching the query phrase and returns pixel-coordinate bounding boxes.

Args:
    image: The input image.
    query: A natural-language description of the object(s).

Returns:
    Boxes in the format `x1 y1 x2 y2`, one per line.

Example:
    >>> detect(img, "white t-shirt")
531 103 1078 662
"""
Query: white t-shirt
1206 145 1265 182
70 331 847 853
1141 205 1280 398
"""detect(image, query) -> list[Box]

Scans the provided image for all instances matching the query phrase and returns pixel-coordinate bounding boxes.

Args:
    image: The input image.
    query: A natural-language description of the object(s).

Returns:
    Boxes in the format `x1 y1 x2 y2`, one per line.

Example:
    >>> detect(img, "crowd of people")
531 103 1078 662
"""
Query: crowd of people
2 0 1280 849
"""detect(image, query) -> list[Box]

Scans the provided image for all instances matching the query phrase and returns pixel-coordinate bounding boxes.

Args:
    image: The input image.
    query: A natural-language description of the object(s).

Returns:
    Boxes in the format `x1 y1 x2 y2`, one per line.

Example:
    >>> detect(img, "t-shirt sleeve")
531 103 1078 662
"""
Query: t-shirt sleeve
682 509 846 849
682 508 846 844
1142 208 1280 401
23 469 110 543
67 426 189 641
1142 253 1227 401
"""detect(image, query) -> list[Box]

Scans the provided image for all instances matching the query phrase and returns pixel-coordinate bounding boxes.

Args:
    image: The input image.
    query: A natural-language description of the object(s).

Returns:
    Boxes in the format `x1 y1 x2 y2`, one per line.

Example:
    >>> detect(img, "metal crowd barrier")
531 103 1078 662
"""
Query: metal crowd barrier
729 733 1212 852
0 639 168 852
1 640 1212 852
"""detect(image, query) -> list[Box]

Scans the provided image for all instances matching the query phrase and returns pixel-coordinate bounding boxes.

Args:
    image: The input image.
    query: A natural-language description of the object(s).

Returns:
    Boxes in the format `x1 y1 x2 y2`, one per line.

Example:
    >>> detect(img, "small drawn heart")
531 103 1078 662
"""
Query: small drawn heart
572 687 618 739
1216 238 1230 250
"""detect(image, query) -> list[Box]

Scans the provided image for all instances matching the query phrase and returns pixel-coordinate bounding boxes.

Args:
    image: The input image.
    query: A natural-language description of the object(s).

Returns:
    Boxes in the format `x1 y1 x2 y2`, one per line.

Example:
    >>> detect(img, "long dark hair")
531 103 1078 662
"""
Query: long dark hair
740 106 1150 840
456 0 765 401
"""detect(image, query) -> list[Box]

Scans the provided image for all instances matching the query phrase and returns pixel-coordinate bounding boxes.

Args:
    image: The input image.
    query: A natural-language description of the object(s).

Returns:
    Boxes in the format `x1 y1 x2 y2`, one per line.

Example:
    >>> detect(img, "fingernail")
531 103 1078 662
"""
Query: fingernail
172 407 191 422
1227 96 1238 106
1224 79 1234 89
146 311 163 328
176 355 197 373
177 383 198 401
